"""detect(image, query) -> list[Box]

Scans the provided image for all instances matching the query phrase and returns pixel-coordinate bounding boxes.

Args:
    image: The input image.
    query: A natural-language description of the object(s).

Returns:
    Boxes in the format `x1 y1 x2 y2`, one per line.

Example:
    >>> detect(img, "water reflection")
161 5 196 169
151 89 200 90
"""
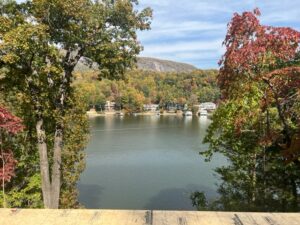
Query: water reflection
199 115 209 123
78 115 224 210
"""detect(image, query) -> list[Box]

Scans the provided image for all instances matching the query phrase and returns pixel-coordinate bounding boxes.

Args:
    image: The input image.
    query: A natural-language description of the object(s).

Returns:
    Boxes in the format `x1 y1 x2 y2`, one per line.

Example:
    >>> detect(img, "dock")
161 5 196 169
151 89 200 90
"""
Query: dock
0 209 299 225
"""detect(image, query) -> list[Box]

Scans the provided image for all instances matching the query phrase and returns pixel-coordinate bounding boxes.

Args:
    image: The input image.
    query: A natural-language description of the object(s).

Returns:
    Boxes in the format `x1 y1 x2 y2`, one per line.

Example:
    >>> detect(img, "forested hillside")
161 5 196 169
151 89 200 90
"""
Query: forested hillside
74 69 220 112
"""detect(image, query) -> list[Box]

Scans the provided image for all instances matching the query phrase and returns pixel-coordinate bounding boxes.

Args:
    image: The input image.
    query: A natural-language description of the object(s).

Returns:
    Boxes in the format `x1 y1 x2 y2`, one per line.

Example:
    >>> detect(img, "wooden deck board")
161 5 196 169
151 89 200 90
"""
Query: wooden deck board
0 209 299 225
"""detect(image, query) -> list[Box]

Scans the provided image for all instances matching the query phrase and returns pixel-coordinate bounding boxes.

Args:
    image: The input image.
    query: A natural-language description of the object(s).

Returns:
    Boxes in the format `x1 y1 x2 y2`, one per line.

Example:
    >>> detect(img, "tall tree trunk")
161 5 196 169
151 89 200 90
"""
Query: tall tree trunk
47 50 83 207
250 153 257 203
47 70 70 208
50 125 63 208
36 118 52 208
37 49 82 208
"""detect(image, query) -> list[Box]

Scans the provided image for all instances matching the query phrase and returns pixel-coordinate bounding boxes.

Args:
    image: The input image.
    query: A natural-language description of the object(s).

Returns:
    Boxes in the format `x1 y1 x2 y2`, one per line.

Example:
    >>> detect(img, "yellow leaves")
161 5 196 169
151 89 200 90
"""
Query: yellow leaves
43 65 63 76
0 23 54 68
2 24 47 48
0 16 13 35
1 53 19 64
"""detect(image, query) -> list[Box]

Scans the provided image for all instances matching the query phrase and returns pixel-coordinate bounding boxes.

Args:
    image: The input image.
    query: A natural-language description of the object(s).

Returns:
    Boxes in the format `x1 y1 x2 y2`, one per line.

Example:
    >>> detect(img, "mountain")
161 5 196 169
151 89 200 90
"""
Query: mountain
136 57 197 72
75 57 197 73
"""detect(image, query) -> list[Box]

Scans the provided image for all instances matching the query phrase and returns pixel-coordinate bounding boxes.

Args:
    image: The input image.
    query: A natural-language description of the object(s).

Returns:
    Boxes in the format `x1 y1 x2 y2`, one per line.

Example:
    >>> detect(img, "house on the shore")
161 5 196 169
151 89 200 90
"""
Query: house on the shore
105 101 116 111
143 104 159 112
198 102 217 110
163 103 185 112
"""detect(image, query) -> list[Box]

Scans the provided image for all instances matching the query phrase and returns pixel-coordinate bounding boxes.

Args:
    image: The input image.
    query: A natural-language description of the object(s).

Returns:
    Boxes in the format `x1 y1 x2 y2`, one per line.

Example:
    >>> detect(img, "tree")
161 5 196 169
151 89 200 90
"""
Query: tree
218 7 300 162
198 87 220 103
0 0 152 208
75 82 106 108
0 106 23 207
121 87 145 112
196 9 300 211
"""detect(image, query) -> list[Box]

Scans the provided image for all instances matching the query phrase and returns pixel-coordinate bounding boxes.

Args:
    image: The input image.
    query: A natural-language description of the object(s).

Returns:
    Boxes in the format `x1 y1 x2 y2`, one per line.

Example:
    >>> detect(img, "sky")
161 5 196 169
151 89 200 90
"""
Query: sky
137 0 300 69
15 0 300 69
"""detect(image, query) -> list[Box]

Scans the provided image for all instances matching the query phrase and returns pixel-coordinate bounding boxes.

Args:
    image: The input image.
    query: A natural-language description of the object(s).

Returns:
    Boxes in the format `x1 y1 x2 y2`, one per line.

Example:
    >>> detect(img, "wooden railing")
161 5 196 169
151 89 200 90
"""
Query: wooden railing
0 208 299 225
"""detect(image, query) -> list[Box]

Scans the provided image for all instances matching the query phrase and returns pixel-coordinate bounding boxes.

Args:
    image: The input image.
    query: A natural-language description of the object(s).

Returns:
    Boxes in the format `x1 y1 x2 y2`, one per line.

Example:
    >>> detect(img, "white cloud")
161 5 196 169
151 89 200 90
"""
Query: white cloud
174 50 225 61
138 21 226 42
142 39 223 55
262 10 300 25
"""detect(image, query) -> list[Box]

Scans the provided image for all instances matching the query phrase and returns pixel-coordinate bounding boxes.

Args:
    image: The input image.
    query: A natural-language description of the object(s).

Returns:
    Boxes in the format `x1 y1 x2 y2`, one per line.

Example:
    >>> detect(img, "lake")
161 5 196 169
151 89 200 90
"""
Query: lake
78 115 225 210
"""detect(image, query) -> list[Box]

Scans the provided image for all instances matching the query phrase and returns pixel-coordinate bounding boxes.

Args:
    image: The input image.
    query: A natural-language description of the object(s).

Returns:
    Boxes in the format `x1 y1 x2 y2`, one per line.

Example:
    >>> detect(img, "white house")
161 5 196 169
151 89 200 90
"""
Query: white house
143 104 159 112
199 102 217 110
105 101 116 111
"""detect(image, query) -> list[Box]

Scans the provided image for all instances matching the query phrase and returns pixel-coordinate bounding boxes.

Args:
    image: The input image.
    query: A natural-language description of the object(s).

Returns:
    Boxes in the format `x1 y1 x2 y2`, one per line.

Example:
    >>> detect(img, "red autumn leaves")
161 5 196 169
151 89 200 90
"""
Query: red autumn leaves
0 107 23 134
0 151 17 184
219 8 300 98
0 106 23 185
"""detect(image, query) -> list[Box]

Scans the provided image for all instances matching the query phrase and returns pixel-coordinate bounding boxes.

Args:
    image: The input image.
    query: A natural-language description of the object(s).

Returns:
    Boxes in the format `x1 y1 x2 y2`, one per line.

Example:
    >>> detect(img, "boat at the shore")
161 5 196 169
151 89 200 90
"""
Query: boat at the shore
116 112 124 116
199 109 208 116
183 111 193 116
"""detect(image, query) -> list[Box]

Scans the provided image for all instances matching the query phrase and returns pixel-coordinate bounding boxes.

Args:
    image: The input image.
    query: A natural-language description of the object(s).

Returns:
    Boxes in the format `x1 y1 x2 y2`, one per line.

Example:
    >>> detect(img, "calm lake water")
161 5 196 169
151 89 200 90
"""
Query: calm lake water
78 115 225 210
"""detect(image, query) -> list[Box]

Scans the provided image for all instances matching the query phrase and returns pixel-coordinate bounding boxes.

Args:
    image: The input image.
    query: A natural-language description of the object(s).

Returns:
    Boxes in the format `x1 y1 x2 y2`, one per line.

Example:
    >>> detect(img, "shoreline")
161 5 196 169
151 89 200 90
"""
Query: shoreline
86 111 185 118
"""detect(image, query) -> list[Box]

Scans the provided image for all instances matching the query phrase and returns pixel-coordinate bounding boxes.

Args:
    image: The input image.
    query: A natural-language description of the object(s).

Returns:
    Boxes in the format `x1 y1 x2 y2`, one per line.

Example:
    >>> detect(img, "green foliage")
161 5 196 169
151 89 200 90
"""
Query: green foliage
75 81 106 108
60 93 89 208
198 97 300 212
0 174 43 208
121 87 145 112
198 87 219 103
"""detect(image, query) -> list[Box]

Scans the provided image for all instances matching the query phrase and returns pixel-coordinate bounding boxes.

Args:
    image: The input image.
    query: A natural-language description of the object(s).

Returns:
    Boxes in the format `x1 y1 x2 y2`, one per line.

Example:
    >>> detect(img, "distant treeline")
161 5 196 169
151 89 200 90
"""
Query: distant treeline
74 69 220 112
